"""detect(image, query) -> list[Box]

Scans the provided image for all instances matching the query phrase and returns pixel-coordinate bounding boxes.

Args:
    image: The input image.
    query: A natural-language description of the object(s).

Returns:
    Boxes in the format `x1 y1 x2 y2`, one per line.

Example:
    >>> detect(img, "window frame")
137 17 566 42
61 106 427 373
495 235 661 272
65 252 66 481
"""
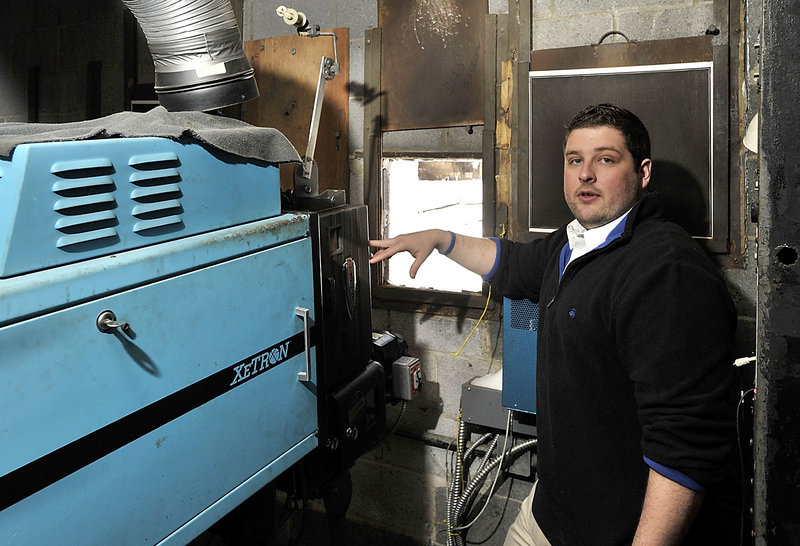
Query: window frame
364 27 498 313
373 151 486 306
370 149 494 311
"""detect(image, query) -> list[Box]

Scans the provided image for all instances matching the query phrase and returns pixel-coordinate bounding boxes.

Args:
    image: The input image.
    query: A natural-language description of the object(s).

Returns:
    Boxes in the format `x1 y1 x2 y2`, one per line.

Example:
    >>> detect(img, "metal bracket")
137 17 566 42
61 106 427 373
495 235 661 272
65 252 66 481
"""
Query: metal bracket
277 6 340 184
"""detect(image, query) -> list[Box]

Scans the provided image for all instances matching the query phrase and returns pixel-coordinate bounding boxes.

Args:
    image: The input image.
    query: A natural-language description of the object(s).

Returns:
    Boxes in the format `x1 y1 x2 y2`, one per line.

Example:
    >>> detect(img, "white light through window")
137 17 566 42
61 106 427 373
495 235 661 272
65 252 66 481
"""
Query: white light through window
382 157 483 293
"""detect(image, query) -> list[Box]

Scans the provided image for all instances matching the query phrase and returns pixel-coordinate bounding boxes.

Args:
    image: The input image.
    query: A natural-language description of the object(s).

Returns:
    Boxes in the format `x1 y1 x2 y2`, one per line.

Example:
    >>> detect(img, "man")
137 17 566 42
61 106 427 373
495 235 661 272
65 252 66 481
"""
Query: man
370 104 738 545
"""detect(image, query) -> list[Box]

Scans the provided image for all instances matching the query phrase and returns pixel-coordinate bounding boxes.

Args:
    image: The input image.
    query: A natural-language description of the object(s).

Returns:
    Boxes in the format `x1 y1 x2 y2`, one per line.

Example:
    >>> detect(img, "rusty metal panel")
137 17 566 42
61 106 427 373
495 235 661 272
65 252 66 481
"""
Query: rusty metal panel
483 14 499 239
756 0 800 541
378 0 486 131
531 35 712 70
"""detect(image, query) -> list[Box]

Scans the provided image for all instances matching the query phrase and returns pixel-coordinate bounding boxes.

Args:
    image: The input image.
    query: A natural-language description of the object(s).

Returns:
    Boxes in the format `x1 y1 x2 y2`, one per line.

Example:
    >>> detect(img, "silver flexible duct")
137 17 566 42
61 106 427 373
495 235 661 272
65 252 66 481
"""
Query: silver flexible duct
122 0 258 111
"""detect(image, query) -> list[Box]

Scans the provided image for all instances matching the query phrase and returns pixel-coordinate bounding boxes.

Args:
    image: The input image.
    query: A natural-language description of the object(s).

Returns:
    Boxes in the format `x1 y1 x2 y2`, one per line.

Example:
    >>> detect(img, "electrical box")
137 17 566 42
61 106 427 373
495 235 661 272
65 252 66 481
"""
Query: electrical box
502 297 538 414
392 355 423 401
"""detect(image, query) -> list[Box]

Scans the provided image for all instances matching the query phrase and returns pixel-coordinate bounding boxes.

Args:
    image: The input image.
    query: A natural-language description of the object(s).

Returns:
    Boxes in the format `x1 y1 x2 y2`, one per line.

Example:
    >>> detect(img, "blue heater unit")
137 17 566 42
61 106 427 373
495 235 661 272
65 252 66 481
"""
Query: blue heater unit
0 137 322 544
502 297 539 415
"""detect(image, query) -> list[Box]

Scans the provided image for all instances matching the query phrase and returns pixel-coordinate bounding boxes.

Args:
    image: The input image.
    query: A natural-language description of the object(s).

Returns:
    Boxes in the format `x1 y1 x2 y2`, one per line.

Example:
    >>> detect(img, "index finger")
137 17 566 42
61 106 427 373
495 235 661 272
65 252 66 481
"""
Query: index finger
369 238 393 248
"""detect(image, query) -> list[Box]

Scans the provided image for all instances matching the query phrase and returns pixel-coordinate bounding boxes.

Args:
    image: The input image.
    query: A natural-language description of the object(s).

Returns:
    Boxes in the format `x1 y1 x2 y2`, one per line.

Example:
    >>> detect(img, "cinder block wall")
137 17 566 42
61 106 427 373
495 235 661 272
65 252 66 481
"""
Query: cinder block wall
246 1 759 545
530 0 718 48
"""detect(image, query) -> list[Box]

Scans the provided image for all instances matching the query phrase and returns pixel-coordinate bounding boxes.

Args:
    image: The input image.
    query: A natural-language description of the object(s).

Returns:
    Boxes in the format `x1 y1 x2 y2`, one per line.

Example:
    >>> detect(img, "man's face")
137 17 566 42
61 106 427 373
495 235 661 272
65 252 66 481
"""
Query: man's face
563 126 651 229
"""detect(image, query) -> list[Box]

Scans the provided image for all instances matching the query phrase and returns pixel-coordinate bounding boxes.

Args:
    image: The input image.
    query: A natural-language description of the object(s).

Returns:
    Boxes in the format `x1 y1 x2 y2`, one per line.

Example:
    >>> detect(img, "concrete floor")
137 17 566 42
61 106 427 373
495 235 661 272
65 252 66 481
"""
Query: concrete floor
191 509 425 546
190 488 426 546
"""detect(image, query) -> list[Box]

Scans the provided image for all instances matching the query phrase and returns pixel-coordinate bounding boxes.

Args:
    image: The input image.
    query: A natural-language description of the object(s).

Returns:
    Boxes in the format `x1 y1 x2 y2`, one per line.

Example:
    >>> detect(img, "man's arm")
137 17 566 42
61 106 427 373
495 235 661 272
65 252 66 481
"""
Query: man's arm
369 229 497 279
632 469 704 545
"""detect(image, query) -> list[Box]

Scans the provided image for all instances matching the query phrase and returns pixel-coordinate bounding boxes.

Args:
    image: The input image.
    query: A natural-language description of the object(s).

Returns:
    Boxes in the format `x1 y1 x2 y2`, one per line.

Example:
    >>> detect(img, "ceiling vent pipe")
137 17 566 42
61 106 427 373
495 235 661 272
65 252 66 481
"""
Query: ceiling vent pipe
122 0 259 111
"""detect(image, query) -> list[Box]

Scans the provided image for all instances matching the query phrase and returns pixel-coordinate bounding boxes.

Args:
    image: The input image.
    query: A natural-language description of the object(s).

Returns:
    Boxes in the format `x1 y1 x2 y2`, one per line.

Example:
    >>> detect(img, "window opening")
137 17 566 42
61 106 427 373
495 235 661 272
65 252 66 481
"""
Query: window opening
381 157 483 293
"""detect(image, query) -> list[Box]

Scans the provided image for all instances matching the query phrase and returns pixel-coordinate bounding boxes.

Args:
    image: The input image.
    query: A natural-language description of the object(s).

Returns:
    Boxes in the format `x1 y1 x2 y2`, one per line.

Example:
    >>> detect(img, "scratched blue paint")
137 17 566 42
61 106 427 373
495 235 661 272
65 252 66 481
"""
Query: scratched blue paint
0 138 319 544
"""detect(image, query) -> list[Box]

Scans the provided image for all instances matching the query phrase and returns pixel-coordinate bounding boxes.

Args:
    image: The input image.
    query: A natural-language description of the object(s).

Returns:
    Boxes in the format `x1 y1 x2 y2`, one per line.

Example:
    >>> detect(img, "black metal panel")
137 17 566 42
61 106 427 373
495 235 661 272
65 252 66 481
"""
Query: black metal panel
525 37 729 254
755 0 800 540
309 205 380 464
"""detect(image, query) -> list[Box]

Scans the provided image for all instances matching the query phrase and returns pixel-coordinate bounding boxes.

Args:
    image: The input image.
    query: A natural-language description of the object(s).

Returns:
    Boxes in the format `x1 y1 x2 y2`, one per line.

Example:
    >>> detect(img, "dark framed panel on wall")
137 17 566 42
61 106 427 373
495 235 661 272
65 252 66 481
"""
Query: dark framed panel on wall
525 36 729 253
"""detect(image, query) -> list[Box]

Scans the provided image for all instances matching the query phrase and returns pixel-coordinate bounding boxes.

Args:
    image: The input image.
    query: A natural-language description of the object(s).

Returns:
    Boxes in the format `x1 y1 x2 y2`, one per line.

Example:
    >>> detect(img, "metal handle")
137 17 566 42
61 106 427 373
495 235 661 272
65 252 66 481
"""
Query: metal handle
296 307 312 382
96 310 130 336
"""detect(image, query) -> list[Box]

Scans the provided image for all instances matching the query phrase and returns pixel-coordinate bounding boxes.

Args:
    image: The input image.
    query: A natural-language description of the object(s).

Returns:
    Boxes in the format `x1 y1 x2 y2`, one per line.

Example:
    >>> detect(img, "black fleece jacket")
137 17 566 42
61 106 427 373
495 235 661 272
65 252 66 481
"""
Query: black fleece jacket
489 193 738 545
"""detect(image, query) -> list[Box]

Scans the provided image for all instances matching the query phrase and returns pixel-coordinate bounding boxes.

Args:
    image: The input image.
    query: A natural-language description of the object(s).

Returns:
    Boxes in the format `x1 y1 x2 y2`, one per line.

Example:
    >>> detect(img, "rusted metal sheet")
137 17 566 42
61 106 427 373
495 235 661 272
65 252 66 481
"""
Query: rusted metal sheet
482 13 500 240
378 0 486 131
242 29 349 193
531 35 712 70
756 0 800 541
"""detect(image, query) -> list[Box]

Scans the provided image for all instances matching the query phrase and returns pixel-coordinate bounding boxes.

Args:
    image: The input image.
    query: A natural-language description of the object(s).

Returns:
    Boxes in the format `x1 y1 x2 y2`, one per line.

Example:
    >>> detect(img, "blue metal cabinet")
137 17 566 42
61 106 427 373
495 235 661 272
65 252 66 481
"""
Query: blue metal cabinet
0 138 281 278
0 137 319 544
0 225 318 544
502 297 538 415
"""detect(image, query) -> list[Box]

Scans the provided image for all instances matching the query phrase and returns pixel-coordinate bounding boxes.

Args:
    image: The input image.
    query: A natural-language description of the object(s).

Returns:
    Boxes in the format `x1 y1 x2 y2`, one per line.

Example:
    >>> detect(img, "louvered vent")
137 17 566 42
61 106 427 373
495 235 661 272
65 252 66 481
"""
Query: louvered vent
128 152 183 234
51 157 119 251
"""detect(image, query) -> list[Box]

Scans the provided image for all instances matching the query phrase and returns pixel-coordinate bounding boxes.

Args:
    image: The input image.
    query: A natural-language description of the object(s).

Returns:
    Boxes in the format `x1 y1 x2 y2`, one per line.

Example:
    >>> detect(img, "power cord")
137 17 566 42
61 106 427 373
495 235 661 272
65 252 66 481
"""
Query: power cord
450 286 492 357
450 223 506 358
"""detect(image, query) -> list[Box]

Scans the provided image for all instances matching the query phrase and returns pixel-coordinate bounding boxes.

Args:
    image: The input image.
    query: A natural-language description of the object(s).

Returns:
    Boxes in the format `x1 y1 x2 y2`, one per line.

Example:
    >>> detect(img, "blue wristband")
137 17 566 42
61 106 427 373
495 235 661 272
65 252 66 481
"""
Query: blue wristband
442 231 456 255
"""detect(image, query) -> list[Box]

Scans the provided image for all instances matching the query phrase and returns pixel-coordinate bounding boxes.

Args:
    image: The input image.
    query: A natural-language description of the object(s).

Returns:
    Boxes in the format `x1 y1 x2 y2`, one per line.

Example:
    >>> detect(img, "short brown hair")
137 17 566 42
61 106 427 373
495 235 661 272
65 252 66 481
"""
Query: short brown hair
566 104 651 170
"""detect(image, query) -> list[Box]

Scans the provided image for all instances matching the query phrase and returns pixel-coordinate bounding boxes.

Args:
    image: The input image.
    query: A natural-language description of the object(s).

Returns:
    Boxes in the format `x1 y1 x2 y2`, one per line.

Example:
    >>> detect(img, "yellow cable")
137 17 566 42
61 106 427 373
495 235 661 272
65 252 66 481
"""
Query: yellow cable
450 285 492 357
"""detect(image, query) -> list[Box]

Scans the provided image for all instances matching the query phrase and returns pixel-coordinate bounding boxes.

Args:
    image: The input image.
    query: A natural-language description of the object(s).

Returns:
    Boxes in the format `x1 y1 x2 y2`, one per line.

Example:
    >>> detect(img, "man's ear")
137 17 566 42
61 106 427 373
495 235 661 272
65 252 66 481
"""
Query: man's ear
639 158 652 189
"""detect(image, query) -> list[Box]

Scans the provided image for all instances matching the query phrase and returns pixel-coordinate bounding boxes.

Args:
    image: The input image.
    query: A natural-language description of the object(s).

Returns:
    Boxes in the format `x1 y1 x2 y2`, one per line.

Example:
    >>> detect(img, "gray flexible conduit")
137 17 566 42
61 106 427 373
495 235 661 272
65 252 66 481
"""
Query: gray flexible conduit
447 421 471 546
451 438 538 546
447 430 498 546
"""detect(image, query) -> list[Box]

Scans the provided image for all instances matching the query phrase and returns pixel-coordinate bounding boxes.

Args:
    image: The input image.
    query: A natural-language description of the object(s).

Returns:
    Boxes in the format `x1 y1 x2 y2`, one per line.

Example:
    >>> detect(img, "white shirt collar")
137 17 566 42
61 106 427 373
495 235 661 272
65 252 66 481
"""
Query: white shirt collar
566 208 632 256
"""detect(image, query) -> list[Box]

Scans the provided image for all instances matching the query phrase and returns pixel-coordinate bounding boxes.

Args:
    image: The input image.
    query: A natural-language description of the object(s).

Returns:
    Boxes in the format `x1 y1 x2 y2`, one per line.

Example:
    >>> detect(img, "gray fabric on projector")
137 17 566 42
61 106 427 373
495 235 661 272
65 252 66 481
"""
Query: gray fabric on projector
0 106 300 164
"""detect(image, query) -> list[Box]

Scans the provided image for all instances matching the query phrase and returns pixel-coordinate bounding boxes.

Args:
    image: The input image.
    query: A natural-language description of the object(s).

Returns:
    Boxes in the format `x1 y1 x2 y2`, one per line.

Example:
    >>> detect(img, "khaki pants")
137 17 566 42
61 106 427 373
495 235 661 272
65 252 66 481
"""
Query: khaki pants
504 481 553 546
